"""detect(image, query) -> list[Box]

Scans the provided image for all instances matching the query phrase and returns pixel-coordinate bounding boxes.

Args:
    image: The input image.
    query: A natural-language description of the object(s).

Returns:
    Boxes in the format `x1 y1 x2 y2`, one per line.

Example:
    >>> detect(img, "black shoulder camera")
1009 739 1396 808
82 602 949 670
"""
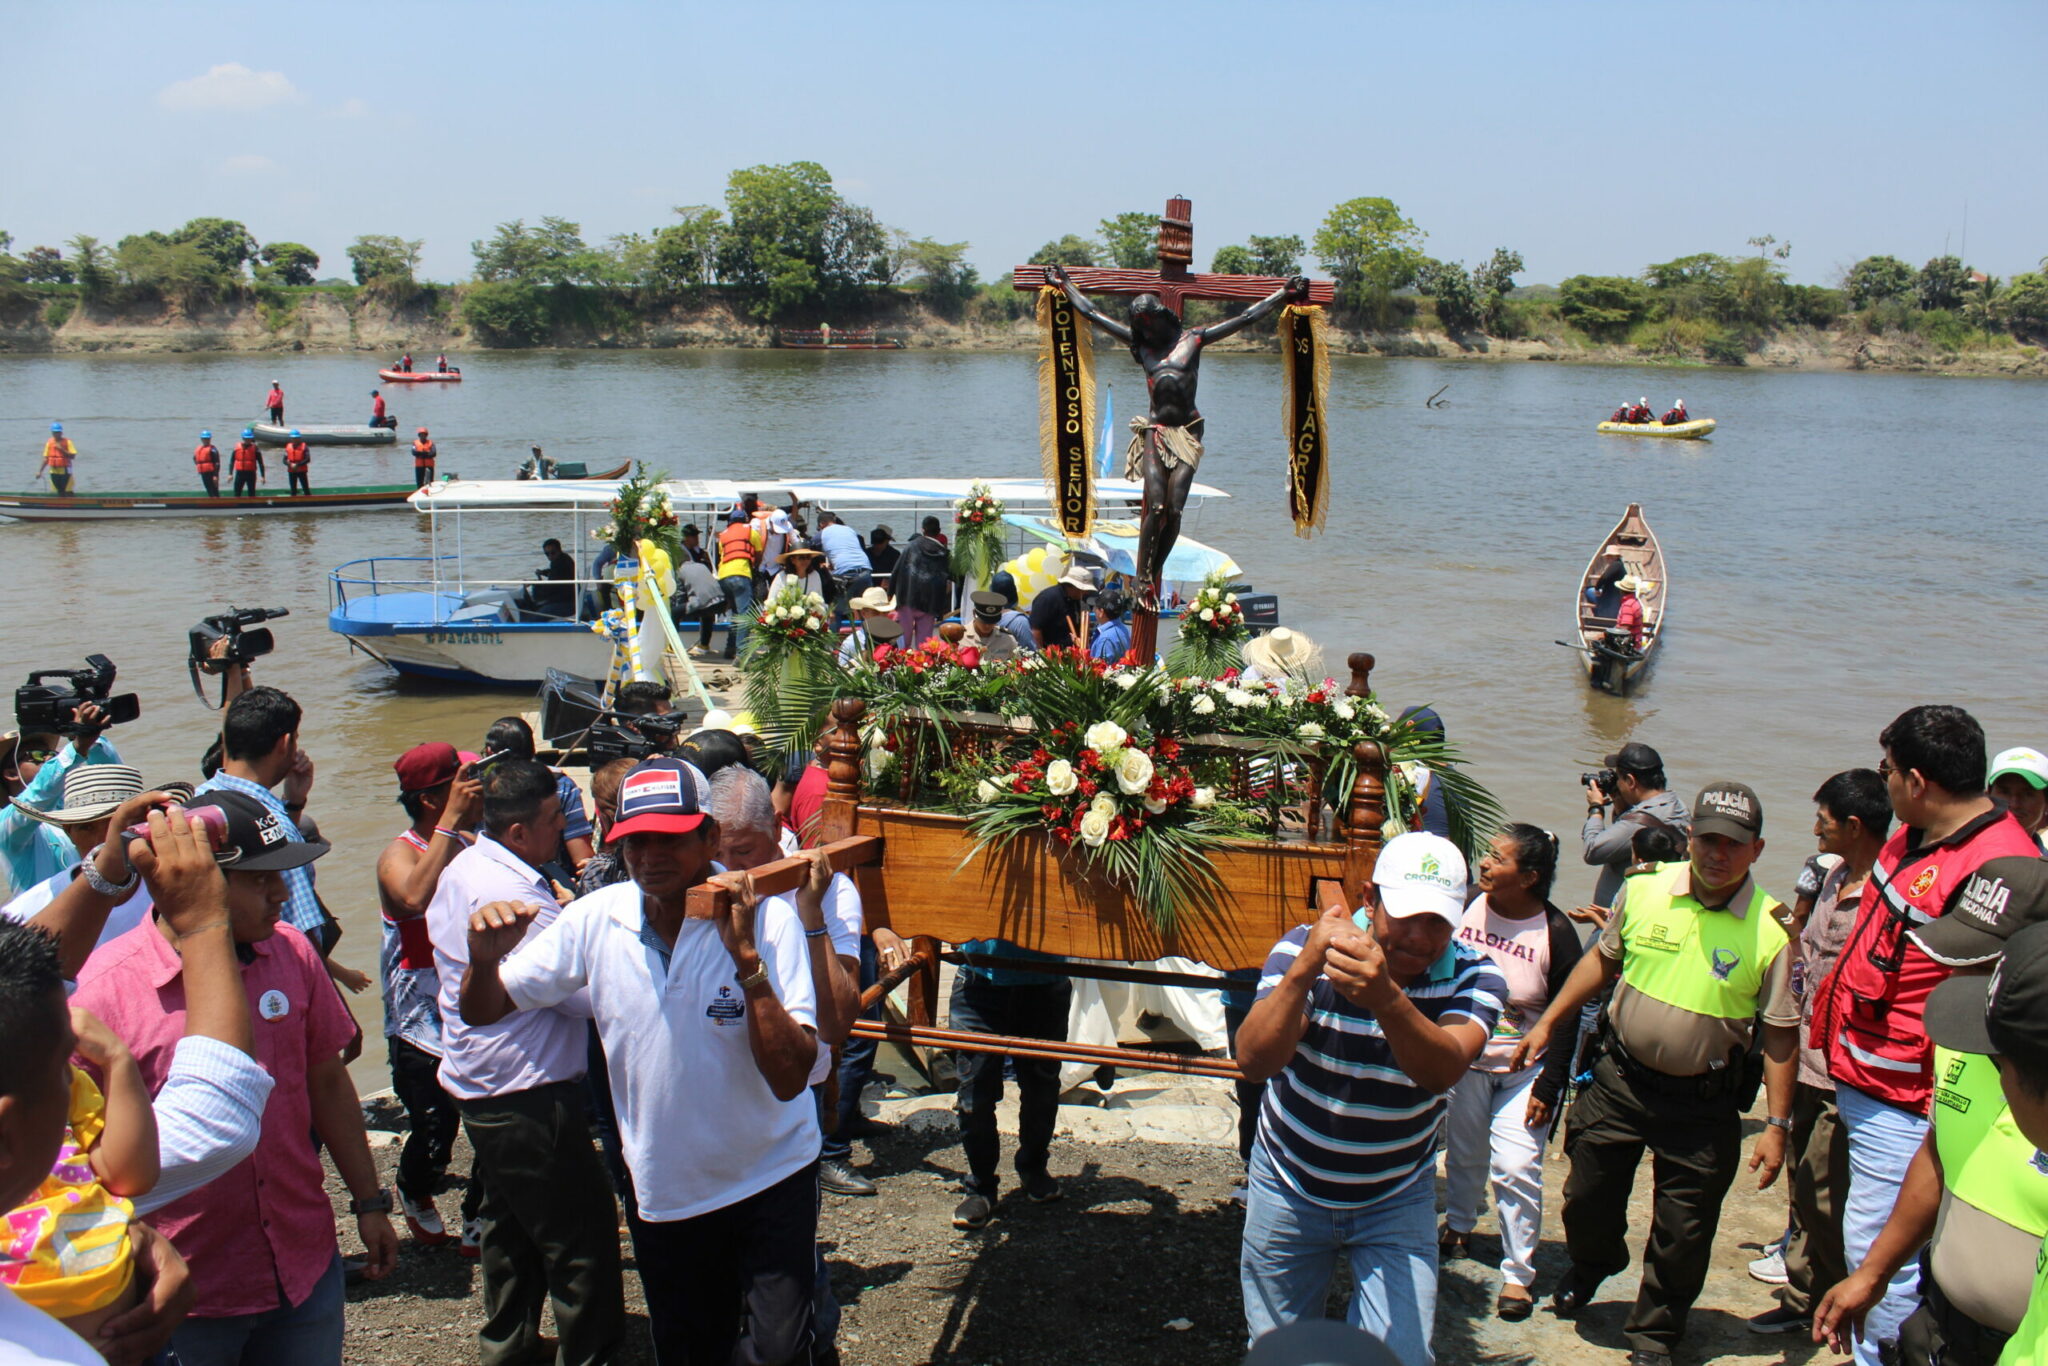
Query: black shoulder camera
585 711 684 764
1581 767 1618 794
190 606 289 669
16 656 141 736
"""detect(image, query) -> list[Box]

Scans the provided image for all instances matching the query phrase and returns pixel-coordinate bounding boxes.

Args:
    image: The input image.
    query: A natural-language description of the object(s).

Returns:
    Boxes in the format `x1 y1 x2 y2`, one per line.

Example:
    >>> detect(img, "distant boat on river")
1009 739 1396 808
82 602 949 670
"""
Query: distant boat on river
1572 502 1668 695
0 484 418 522
251 422 397 446
1597 417 1716 439
777 327 905 350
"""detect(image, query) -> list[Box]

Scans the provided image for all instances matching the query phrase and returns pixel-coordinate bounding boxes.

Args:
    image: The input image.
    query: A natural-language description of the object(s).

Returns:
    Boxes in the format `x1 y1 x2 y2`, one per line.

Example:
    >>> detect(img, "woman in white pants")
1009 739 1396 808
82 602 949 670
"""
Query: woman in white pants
1440 824 1585 1319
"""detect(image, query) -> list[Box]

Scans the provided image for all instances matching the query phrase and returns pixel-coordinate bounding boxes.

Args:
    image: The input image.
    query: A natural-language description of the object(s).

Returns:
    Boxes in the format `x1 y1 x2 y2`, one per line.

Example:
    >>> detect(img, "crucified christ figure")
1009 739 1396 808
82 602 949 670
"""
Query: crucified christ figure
1045 265 1310 607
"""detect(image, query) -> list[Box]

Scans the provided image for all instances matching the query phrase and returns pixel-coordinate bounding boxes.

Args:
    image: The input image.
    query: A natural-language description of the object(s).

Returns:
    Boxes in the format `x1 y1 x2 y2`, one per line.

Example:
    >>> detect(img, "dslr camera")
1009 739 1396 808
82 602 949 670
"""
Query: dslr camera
16 656 141 736
190 606 289 670
1581 768 1618 796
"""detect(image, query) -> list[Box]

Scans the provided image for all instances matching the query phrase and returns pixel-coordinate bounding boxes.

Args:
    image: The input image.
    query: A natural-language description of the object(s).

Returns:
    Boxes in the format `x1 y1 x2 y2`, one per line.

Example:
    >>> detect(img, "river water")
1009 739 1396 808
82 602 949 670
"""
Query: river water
3 349 2042 1083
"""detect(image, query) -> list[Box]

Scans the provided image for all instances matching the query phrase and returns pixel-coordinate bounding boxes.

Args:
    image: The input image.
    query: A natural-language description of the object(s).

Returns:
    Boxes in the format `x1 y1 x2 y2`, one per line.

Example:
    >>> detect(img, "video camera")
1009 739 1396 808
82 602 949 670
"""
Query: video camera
188 606 288 705
585 710 685 764
16 656 141 737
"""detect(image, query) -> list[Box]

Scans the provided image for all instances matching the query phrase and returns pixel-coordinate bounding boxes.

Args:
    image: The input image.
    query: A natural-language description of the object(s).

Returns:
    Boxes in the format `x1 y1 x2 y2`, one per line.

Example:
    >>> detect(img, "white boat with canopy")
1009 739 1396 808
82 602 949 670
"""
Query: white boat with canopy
326 475 1242 686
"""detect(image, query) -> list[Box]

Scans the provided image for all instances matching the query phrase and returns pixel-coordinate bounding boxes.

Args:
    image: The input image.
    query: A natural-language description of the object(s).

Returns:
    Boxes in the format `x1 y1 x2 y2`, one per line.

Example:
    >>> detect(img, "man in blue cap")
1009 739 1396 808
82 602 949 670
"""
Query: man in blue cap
35 423 77 495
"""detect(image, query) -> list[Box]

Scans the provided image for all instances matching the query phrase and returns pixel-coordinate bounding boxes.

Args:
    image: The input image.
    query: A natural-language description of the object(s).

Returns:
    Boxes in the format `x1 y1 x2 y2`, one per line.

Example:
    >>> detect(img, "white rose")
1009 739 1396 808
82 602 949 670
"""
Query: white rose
1200 608 1215 622
1297 722 1325 739
1112 672 1138 690
1114 747 1155 795
1078 807 1113 847
1191 786 1216 809
1333 699 1356 721
1090 791 1118 819
1084 721 1128 752
1191 694 1216 715
1045 760 1077 796
976 779 999 803
1144 795 1167 815
1227 593 1239 604
805 616 822 630
1224 689 1252 707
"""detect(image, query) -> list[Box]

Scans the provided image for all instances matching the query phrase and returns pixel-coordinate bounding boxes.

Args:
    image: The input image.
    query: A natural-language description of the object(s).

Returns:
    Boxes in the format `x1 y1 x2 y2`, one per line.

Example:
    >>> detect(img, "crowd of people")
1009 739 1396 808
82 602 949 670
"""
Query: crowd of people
3 598 2047 1366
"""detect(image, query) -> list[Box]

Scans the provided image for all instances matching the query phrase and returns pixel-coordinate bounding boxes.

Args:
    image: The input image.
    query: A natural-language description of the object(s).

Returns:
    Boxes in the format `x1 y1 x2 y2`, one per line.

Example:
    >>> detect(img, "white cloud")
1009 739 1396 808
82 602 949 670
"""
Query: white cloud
158 63 299 112
218 154 279 176
332 97 370 119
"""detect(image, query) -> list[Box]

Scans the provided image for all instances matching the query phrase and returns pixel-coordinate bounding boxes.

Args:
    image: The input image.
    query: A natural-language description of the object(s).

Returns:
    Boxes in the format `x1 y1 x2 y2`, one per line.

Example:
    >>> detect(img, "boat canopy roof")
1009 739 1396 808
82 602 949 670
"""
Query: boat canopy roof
409 475 1231 515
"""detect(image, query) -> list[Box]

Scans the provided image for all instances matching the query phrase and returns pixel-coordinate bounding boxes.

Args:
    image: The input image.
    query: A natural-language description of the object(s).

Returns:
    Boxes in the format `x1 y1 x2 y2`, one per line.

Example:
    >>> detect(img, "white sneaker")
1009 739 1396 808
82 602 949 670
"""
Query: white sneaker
402 1192 453 1245
459 1217 483 1259
1747 1248 1787 1285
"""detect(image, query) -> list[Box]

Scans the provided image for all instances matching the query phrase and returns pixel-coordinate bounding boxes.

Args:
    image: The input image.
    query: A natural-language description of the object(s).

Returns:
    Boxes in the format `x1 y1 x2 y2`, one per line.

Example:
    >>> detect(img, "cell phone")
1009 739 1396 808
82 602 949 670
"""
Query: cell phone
123 802 228 852
470 750 509 775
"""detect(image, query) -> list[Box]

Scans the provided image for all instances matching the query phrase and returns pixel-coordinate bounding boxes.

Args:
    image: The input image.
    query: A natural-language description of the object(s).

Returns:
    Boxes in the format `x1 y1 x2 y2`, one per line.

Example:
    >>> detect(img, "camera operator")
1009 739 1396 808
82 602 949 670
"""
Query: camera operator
3 703 125 901
1581 742 1691 908
196 686 370 995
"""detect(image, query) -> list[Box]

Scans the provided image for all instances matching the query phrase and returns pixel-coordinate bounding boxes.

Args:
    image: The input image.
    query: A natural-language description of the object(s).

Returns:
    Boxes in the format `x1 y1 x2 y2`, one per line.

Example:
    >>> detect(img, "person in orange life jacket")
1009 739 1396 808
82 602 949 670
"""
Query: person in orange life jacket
283 434 313 497
1811 704 2040 1366
1811 856 2048 1363
230 429 267 497
435 354 449 373
1615 576 1647 646
192 430 222 498
35 423 78 496
412 428 437 489
1661 399 1690 426
264 381 284 424
370 390 386 425
376 743 486 1251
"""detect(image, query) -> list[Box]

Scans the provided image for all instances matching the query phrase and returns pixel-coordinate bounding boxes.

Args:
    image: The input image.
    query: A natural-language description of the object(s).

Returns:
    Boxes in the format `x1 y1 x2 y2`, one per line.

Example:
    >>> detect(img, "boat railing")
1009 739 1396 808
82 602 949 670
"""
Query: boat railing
330 554 632 625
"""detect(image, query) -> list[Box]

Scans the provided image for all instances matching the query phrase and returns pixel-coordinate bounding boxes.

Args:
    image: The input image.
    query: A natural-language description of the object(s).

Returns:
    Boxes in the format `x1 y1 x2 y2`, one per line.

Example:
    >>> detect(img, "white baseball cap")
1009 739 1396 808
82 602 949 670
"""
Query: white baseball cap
1990 747 2048 791
1371 832 1469 925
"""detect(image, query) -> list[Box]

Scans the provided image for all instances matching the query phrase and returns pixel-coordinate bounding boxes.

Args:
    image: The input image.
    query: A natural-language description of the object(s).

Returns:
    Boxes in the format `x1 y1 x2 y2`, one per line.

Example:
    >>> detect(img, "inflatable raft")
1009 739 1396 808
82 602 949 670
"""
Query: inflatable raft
1597 418 1716 439
251 422 397 446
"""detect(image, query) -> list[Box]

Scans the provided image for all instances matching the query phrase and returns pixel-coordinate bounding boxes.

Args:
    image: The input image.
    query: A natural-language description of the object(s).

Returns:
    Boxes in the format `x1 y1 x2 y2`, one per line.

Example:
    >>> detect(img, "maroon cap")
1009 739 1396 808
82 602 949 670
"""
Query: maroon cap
394 742 460 794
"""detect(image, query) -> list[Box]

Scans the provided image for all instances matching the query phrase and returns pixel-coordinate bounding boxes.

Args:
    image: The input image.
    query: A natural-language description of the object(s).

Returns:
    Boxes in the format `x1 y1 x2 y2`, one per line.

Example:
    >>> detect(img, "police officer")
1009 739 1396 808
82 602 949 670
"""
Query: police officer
192 429 221 497
1512 780 1798 1366
1814 857 2048 1364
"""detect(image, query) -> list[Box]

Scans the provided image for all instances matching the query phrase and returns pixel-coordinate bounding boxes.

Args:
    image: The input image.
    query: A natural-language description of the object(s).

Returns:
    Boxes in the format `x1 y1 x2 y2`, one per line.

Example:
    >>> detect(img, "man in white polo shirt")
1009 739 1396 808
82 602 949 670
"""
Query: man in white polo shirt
427 759 623 1366
460 756 822 1366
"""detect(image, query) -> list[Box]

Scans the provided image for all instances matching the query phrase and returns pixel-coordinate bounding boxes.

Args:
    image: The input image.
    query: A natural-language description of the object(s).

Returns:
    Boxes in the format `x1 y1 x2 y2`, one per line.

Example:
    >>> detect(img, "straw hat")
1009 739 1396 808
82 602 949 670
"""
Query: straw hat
1616 575 1643 594
849 586 896 614
9 764 145 825
1243 628 1322 678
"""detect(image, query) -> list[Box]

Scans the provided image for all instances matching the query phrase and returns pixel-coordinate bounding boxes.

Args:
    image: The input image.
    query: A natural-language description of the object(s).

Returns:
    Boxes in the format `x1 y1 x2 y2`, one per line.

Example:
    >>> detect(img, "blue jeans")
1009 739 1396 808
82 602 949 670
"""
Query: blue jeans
822 937 881 1162
1839 1083 1929 1366
721 574 753 658
170 1251 344 1366
1240 1140 1439 1365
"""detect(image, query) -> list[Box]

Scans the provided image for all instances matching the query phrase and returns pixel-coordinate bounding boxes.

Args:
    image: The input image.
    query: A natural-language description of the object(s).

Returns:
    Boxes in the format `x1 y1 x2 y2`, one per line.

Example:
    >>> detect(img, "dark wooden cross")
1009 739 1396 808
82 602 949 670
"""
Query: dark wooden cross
1010 197 1335 662
1009 196 1335 316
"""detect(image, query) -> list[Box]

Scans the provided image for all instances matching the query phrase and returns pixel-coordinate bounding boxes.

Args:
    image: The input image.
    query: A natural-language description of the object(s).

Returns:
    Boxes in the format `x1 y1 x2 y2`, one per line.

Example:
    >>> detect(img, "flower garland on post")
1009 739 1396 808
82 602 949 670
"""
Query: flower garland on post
739 581 837 765
1164 569 1248 679
948 482 1008 591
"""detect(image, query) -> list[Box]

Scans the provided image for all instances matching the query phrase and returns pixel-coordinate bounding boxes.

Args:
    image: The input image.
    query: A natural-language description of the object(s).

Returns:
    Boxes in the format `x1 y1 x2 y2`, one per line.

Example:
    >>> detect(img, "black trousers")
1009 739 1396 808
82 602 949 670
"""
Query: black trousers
199 471 220 497
459 1081 625 1366
1561 1053 1741 1356
626 1162 819 1366
415 464 434 488
1220 967 1265 1162
288 469 310 495
268 404 284 423
947 972 1071 1195
1897 1262 2012 1366
232 470 256 497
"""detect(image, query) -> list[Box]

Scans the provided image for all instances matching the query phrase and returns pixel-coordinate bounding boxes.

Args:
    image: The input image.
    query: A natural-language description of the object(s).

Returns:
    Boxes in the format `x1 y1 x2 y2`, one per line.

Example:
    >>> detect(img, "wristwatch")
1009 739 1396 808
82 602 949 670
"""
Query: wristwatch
1763 1115 1794 1132
736 964 770 991
348 1190 393 1215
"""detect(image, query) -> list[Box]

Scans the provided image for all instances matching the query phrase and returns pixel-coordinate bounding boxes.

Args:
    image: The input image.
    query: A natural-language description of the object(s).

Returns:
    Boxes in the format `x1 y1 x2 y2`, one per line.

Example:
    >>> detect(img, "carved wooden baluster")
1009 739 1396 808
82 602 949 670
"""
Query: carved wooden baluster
1344 651 1377 700
1343 738 1388 910
938 621 966 646
825 697 866 799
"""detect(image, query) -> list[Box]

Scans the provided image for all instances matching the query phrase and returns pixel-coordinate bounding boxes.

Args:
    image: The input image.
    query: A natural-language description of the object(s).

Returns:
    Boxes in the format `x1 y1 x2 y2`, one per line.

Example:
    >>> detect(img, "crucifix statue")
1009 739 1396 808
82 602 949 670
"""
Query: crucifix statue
1013 199 1336 656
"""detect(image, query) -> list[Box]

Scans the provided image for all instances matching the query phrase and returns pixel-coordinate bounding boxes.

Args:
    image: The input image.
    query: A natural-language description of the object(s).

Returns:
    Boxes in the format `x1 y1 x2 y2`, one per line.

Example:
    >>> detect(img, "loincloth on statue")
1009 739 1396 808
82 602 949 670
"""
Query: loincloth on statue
1123 415 1205 482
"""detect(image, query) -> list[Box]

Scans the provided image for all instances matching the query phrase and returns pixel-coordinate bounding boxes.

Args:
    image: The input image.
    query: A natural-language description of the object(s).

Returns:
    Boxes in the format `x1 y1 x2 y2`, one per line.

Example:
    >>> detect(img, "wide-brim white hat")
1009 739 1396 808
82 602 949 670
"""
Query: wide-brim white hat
9 763 145 825
1243 627 1321 676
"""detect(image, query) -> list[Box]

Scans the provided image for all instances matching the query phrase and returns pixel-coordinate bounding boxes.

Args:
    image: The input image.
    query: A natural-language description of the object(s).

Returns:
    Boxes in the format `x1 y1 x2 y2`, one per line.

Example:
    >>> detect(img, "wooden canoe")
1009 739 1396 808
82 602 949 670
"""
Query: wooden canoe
1575 502 1667 694
379 369 462 383
1597 418 1716 439
0 485 417 523
251 422 396 446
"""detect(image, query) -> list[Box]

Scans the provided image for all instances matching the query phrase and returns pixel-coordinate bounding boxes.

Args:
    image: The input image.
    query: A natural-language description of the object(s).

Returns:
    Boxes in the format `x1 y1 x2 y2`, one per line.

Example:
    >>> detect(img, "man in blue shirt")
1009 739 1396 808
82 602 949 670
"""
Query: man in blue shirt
1089 587 1134 664
1235 832 1505 1364
815 512 873 623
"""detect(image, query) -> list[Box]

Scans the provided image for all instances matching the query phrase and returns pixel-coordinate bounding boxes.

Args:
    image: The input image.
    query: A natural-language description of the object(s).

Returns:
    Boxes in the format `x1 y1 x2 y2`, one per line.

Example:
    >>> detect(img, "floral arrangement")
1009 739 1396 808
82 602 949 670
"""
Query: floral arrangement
1165 570 1249 679
591 463 684 566
738 582 838 762
948 481 1009 589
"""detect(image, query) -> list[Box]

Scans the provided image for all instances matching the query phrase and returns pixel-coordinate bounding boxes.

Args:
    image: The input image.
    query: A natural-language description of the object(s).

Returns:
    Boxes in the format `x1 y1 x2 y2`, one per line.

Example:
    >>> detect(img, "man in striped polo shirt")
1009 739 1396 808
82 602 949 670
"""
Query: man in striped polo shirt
1236 832 1507 1363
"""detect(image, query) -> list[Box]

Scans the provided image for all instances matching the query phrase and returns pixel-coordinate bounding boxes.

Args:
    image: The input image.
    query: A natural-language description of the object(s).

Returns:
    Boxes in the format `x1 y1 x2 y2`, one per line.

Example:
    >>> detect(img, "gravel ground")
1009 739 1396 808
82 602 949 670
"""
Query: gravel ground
333 1078 1814 1365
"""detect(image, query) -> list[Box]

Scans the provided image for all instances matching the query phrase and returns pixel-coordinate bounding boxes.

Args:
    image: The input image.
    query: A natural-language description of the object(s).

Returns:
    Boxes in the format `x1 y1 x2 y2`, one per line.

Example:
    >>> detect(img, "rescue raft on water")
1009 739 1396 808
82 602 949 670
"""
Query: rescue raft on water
1596 418 1716 440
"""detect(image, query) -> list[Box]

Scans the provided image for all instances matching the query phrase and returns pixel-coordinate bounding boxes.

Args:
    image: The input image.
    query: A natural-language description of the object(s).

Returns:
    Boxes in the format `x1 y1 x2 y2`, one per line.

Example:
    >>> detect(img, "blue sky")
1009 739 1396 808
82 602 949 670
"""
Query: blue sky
5 0 2043 290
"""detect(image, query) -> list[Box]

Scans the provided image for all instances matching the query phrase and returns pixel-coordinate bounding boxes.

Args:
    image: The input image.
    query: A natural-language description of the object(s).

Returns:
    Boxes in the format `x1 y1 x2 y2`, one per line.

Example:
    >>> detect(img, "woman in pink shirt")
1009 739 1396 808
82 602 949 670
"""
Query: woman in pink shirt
1439 823 1585 1319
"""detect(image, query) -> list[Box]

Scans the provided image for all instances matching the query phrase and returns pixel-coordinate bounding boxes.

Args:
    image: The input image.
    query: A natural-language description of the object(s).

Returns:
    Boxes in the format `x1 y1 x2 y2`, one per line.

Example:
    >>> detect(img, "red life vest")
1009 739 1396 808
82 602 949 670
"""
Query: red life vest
231 441 261 473
412 439 436 469
1817 806 2039 1112
43 438 73 471
193 443 219 474
718 521 759 570
284 441 311 473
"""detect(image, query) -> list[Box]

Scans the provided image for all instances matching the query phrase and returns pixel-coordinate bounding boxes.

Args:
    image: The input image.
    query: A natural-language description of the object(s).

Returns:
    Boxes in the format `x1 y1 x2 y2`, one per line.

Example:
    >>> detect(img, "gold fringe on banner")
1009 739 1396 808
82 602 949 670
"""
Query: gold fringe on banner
1279 303 1332 538
1036 286 1097 540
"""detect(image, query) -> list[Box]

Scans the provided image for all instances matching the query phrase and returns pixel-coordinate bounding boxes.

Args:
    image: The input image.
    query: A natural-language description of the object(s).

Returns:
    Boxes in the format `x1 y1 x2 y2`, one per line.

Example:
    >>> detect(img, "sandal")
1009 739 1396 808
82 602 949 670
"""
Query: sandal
1496 1289 1534 1321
